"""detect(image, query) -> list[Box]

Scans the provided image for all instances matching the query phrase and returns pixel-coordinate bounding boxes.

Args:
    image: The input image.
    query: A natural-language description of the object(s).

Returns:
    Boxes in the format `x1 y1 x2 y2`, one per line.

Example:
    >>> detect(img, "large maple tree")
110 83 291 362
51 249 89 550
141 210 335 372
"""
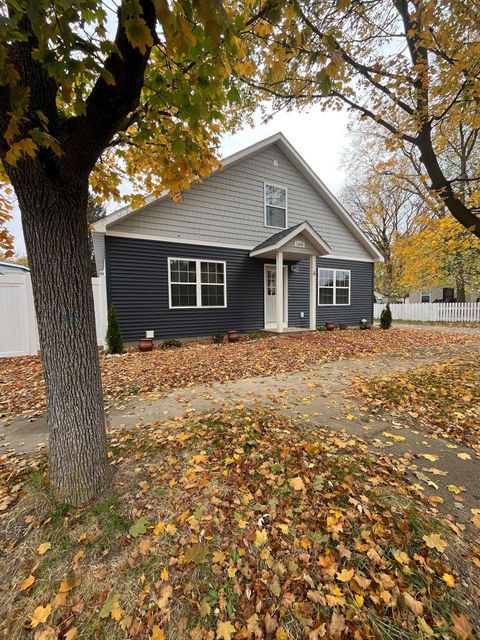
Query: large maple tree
0 0 247 505
246 0 480 238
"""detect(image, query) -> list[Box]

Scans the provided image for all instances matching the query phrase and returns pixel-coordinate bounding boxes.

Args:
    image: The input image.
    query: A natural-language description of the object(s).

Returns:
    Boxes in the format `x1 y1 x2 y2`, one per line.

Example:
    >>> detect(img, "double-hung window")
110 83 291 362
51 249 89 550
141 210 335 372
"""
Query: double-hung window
318 268 351 305
265 183 287 229
168 258 226 308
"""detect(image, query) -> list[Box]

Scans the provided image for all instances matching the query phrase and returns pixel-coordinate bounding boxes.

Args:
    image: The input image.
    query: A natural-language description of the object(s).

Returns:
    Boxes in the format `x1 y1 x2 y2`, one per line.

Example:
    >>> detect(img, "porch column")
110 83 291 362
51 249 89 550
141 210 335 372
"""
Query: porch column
276 250 284 333
309 254 317 330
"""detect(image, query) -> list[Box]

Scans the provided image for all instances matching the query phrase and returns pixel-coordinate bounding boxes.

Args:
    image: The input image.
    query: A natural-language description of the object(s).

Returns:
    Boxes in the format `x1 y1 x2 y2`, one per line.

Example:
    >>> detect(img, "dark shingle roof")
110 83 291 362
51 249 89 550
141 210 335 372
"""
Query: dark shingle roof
251 223 302 253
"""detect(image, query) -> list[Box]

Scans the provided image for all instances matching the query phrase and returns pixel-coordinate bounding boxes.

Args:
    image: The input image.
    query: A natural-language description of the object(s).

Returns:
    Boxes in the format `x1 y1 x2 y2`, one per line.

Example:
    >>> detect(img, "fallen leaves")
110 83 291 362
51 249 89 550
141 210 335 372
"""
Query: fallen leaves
216 620 236 640
352 353 480 449
30 604 52 628
2 329 480 419
37 542 51 555
1 408 477 638
19 574 35 591
423 532 448 552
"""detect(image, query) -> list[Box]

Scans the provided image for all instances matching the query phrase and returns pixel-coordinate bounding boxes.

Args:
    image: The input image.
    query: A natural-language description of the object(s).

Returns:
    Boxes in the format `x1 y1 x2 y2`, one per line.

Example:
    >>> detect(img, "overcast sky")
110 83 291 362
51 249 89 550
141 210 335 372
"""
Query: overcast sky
6 107 350 255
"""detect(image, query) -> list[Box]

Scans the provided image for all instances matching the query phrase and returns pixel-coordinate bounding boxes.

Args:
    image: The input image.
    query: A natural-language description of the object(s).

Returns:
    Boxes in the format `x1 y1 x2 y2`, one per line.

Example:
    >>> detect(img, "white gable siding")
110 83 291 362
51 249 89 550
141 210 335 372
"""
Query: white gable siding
111 143 373 260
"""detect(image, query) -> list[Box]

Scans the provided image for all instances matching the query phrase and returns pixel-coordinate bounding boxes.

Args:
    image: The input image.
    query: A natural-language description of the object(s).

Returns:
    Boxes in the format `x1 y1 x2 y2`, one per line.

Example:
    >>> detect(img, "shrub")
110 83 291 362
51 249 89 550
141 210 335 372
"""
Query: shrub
106 306 123 354
162 338 182 349
380 304 393 329
212 334 224 344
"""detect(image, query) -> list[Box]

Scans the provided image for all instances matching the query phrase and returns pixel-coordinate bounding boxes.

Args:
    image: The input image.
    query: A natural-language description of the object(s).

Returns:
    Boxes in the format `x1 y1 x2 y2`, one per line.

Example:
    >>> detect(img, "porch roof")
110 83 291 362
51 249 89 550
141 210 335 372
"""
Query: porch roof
249 221 331 260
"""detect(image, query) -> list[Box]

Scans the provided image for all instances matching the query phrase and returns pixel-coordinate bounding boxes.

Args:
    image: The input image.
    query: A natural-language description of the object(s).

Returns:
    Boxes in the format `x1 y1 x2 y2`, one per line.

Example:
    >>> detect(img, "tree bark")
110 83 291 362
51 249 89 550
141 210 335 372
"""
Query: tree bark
14 167 110 505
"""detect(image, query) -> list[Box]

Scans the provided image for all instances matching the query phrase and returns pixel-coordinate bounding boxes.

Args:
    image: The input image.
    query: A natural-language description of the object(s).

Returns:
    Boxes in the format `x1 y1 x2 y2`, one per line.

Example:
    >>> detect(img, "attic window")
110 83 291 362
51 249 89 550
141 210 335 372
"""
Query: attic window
265 183 287 229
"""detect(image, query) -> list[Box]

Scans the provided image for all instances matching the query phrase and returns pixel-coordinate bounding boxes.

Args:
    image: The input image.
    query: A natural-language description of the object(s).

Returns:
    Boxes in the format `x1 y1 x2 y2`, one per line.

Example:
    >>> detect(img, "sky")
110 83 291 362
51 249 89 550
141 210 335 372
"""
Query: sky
6 107 351 255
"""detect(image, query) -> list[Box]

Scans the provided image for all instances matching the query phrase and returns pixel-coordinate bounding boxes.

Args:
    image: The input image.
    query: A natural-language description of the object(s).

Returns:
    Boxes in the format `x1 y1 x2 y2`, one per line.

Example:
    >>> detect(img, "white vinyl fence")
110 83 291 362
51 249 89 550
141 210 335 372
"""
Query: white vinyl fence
0 273 108 358
374 302 480 323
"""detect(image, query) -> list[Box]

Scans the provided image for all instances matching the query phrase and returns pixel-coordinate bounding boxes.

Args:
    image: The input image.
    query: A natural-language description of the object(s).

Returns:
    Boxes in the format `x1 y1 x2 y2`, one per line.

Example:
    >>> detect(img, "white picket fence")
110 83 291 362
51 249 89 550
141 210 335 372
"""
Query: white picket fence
0 273 108 358
374 302 480 323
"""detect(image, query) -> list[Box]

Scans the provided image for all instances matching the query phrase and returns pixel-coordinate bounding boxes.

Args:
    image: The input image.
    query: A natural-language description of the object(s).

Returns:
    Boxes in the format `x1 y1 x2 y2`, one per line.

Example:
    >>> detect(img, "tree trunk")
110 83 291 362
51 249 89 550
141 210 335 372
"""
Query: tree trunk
456 275 466 303
16 173 111 505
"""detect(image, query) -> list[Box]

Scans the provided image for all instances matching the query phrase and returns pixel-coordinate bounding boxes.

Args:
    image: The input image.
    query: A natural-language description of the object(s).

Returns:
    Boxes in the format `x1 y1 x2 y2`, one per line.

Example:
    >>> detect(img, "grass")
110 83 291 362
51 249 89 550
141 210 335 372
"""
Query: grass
1 408 479 639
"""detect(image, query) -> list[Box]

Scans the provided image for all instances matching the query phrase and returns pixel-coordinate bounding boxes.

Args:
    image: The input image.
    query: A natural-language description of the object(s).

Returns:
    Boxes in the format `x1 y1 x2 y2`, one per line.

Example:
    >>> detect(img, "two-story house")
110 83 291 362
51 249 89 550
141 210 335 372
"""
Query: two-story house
92 133 382 341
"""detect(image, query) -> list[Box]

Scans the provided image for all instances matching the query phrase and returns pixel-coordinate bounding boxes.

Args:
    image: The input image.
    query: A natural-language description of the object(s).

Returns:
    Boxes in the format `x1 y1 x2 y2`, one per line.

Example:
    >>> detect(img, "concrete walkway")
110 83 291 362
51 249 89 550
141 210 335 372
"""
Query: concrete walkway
2 342 479 522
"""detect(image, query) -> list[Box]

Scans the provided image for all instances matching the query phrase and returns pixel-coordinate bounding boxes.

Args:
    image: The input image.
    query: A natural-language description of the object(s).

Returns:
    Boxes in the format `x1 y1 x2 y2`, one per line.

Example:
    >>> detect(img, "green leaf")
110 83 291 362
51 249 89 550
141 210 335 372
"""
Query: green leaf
125 18 154 54
129 517 148 537
99 593 119 619
184 543 209 564
271 581 281 597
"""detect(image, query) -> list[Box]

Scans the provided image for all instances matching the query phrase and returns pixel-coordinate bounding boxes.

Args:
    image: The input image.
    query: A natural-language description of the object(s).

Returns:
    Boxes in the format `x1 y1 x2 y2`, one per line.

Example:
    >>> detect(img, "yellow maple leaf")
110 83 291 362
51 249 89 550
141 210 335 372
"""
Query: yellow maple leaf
217 620 236 640
457 452 471 460
289 476 305 491
37 542 52 555
64 629 78 640
212 550 226 564
153 522 165 535
254 529 267 547
19 575 35 591
423 532 447 552
151 626 164 640
420 454 438 462
336 567 354 582
442 573 455 587
160 567 169 581
393 549 409 565
30 604 52 628
447 484 461 494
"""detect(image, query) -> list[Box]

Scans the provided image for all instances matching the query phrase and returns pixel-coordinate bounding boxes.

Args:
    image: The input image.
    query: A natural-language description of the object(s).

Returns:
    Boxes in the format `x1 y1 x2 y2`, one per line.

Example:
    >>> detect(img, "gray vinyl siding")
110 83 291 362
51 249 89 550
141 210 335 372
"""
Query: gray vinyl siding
288 257 374 329
106 236 373 341
112 143 373 261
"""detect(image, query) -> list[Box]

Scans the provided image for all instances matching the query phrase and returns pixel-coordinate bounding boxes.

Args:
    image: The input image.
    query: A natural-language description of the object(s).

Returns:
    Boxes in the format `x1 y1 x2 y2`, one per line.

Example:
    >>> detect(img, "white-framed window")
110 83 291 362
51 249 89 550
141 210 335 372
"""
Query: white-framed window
318 268 351 306
168 258 227 309
265 183 287 229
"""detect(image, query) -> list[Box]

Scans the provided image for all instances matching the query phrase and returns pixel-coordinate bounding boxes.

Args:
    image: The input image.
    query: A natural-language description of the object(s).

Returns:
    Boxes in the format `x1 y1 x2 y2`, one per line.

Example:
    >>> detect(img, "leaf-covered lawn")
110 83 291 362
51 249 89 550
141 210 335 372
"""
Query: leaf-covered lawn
1 409 479 639
2 329 480 419
353 354 480 451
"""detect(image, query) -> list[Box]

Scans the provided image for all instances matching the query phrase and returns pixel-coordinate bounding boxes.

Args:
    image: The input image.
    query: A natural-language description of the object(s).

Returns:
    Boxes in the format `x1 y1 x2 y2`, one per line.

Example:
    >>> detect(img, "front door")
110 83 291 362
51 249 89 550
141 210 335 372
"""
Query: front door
264 265 288 328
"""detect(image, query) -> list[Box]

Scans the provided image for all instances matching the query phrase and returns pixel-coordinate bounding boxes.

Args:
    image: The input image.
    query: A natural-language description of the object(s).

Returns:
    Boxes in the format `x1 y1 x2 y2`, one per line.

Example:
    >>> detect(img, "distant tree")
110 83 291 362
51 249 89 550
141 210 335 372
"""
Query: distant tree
340 126 426 296
396 216 480 299
247 0 480 238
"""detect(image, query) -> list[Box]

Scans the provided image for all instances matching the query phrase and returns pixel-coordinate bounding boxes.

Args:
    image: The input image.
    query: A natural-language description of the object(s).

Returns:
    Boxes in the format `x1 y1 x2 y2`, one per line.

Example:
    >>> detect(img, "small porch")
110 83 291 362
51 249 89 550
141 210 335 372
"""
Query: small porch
249 222 331 333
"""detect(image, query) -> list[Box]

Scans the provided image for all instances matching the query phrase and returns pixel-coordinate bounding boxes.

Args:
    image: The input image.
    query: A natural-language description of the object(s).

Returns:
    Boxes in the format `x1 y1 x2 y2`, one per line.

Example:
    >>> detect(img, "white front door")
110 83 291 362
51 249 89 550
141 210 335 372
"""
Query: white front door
264 265 288 328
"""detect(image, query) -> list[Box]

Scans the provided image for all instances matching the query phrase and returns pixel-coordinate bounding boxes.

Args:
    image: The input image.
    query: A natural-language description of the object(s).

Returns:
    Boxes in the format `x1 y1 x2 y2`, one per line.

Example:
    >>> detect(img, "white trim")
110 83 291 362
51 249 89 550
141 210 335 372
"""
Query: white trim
108 230 252 251
264 181 288 230
264 263 288 329
317 268 351 306
250 221 331 257
309 255 317 330
93 132 383 261
167 257 227 309
322 254 375 263
105 230 376 262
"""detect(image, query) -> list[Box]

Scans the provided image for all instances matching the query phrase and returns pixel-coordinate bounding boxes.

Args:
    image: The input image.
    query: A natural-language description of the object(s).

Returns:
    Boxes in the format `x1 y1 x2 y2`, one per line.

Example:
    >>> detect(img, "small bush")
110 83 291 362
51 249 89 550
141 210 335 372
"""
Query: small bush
106 306 123 354
247 331 261 340
162 338 182 349
380 304 393 329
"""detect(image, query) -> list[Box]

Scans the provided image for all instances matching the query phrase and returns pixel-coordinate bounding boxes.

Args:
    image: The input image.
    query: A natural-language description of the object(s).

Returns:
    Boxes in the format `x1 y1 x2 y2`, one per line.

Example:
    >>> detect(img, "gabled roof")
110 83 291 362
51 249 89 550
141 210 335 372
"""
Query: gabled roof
250 221 331 257
92 132 383 261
